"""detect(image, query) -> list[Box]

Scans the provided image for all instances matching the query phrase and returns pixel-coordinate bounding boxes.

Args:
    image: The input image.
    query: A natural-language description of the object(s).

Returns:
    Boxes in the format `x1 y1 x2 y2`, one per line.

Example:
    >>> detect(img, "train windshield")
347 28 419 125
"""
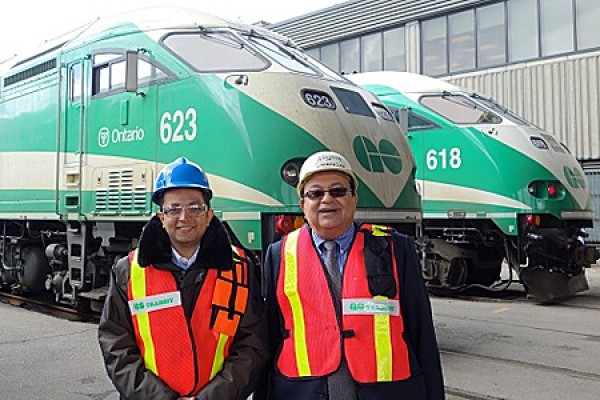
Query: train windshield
242 32 321 75
420 93 502 125
469 93 535 126
162 31 269 72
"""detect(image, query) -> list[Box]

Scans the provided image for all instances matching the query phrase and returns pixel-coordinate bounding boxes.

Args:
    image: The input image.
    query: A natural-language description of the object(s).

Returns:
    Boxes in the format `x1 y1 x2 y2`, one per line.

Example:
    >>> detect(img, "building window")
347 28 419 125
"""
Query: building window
576 0 600 50
508 0 539 61
306 48 320 60
540 0 574 56
361 32 382 72
320 43 340 72
383 27 406 71
477 2 506 67
422 16 447 76
340 37 360 75
449 10 475 73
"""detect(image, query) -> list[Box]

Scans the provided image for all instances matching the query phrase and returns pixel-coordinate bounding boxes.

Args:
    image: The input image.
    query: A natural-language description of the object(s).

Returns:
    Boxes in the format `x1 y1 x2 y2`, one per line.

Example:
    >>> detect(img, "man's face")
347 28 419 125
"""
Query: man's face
158 188 213 257
300 171 357 240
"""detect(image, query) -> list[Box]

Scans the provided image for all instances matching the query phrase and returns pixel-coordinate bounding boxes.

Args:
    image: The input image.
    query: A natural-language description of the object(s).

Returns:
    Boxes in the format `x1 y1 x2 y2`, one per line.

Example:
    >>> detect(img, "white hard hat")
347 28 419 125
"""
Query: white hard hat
297 151 358 196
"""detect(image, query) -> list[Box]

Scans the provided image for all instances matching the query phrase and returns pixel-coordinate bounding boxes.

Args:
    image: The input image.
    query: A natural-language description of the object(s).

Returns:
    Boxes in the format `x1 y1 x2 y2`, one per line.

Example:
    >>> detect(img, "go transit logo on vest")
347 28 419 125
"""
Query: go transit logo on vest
353 136 402 174
128 291 182 316
563 166 586 189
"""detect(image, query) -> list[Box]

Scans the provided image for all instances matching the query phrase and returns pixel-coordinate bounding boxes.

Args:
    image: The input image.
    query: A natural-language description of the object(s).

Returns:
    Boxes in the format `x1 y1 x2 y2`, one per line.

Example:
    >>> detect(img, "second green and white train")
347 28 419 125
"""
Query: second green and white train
352 72 597 301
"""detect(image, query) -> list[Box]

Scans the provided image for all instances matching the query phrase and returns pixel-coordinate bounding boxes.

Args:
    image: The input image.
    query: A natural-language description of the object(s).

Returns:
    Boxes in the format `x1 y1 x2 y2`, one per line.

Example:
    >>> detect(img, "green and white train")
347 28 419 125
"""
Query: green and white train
351 71 597 301
0 9 420 310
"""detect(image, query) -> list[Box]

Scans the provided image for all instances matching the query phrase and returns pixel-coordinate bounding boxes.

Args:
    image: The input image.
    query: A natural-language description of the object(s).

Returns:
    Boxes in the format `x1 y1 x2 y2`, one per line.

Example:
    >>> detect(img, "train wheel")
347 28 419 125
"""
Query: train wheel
447 257 469 286
19 246 51 292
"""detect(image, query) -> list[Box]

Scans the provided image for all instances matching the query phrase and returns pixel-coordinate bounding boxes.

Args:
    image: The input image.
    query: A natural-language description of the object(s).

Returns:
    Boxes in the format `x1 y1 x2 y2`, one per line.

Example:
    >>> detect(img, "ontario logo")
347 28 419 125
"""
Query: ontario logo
98 126 145 148
353 136 402 174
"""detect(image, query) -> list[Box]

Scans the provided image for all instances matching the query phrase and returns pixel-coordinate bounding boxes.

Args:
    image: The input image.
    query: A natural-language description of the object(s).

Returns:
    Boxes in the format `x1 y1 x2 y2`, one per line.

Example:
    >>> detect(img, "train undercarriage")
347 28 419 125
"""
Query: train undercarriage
0 220 144 312
419 215 598 302
1 214 597 309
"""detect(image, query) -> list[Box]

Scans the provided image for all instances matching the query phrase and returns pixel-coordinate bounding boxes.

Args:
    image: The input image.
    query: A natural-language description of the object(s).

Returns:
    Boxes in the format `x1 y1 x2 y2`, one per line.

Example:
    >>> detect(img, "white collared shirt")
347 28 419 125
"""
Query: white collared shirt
171 247 200 270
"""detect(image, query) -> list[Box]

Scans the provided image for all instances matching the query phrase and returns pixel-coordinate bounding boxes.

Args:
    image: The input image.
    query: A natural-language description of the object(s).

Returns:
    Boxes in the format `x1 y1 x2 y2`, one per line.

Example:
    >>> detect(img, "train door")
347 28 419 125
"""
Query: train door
59 59 89 217
53 57 93 306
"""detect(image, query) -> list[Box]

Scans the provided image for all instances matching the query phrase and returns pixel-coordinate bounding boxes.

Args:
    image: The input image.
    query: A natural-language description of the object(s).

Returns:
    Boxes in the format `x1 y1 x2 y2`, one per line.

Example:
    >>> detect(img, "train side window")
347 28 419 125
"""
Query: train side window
111 60 126 89
407 111 439 131
92 53 122 96
92 52 170 97
388 105 439 131
138 58 168 85
69 63 82 102
162 32 269 72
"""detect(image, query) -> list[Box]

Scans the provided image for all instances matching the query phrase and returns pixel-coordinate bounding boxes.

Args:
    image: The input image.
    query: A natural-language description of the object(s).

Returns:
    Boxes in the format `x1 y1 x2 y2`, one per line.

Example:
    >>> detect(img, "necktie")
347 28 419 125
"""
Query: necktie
322 240 357 400
323 240 342 301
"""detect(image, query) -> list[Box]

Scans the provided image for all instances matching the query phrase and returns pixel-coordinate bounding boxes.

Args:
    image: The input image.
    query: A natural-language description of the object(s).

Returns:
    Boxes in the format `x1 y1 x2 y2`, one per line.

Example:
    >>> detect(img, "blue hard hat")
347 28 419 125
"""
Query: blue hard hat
152 157 212 205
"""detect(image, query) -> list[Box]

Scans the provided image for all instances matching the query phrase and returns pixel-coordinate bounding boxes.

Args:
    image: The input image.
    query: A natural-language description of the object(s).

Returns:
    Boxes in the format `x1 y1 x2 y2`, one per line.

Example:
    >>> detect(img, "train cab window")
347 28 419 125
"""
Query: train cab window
420 94 501 124
162 32 269 72
470 94 533 126
243 34 320 75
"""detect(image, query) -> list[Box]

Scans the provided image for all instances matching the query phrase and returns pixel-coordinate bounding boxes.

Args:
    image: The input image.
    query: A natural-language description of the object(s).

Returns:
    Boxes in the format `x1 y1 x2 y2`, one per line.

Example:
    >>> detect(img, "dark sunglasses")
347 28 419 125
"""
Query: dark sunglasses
303 187 352 200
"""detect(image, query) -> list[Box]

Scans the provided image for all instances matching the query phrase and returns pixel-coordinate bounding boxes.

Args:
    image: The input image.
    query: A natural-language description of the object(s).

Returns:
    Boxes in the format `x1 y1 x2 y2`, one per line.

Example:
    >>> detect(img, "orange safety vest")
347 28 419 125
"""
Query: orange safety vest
276 225 411 383
127 246 249 396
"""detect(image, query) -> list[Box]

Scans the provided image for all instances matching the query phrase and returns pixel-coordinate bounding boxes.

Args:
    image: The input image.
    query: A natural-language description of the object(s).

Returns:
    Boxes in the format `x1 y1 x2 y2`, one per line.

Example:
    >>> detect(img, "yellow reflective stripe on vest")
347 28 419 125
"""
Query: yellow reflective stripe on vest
371 224 390 237
130 250 158 375
209 333 229 380
284 229 311 376
373 295 393 380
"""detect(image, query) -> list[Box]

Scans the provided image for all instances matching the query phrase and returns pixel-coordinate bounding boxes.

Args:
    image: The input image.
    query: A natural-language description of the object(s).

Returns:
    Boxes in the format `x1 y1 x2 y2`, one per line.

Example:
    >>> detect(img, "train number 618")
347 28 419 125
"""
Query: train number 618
426 147 462 170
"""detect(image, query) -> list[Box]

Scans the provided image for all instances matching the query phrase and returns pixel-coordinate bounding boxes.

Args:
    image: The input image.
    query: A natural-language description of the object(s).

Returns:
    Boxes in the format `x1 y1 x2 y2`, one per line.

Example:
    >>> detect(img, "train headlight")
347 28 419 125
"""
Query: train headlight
527 180 564 199
281 158 305 188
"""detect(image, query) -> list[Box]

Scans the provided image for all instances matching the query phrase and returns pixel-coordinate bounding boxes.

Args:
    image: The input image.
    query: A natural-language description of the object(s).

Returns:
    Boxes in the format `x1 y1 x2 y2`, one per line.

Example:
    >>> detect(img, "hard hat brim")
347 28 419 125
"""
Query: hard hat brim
297 168 358 197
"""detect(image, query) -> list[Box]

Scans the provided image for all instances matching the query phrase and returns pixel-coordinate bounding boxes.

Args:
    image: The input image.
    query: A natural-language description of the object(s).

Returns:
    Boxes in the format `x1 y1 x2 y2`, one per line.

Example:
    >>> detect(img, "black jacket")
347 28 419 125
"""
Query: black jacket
255 225 445 400
98 215 269 400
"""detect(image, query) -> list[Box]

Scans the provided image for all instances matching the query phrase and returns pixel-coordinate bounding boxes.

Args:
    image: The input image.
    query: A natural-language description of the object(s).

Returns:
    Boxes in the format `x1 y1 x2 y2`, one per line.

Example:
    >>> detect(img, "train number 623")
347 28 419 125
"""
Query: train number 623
160 108 198 144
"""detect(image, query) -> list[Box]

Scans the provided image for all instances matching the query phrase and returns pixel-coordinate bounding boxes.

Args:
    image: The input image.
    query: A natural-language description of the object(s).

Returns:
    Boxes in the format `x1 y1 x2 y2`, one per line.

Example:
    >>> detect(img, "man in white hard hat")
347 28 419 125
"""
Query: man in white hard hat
256 151 444 400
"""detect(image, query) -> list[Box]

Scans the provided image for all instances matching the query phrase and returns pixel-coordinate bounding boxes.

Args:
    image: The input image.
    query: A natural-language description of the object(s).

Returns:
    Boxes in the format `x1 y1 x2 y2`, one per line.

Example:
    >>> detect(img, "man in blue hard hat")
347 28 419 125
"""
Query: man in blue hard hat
99 157 269 400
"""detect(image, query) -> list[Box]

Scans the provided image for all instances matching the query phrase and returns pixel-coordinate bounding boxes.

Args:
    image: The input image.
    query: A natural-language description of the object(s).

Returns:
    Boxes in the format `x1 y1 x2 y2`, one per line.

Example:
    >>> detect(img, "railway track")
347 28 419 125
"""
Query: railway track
0 292 98 323
445 387 507 400
432 283 600 311
441 348 600 383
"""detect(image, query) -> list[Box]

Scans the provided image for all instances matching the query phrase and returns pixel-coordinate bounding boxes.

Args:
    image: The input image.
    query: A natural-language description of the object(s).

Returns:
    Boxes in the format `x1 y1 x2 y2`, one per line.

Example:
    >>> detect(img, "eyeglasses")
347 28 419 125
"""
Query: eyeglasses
162 204 209 217
303 187 352 200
